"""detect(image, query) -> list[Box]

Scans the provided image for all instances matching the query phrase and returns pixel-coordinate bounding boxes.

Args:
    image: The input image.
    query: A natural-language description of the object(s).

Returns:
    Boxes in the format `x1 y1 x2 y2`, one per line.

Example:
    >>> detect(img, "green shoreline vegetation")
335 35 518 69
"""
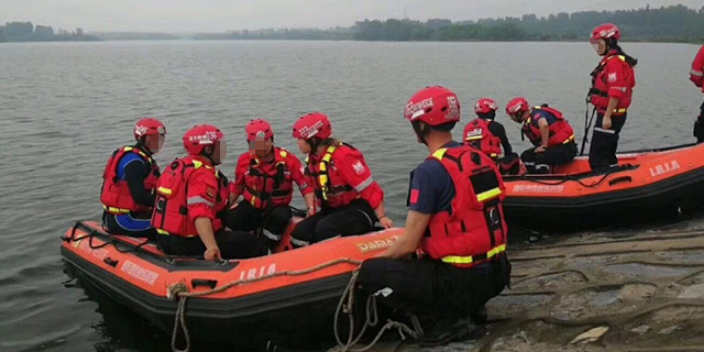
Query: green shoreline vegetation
0 22 100 42
2 4 703 44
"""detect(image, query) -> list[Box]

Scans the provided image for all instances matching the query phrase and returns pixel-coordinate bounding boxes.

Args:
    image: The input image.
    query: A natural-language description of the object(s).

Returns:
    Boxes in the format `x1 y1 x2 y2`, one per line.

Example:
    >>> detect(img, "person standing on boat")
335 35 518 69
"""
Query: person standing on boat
587 23 637 171
463 98 520 175
152 124 268 261
506 98 577 174
100 118 165 240
689 45 704 143
356 86 511 341
227 119 316 250
289 112 393 247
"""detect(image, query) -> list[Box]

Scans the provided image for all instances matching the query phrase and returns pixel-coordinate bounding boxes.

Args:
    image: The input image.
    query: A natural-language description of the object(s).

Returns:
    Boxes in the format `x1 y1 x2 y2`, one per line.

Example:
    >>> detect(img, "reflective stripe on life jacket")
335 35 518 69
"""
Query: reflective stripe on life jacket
420 146 508 268
242 148 294 209
100 146 159 214
305 142 358 208
151 157 221 238
521 106 575 147
464 118 502 159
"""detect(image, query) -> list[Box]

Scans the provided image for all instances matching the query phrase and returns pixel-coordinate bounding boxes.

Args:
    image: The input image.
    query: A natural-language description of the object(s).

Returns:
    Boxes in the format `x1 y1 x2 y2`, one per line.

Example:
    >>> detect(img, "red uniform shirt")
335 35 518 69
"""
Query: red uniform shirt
231 147 312 209
306 143 384 209
186 157 228 232
590 50 636 114
690 45 704 91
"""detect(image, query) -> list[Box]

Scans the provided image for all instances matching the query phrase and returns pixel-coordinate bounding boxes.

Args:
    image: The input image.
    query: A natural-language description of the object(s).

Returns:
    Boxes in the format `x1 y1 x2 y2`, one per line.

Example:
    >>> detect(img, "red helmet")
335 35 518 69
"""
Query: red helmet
245 119 274 141
404 86 461 126
182 124 224 156
134 117 165 140
292 112 332 140
590 23 620 43
506 97 529 115
474 98 499 114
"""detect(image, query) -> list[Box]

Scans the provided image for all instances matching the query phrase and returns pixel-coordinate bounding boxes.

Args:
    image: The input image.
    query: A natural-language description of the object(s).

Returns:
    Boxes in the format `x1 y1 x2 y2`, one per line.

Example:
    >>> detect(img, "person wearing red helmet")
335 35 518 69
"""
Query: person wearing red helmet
152 124 268 261
463 98 520 175
227 119 315 250
506 97 577 174
100 118 166 239
356 86 511 342
587 23 637 171
689 45 704 143
289 112 392 247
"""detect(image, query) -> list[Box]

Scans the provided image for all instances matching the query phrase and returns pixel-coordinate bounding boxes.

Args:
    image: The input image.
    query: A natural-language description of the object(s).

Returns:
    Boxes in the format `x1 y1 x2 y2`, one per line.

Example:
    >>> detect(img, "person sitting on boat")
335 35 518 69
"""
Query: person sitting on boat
227 119 316 250
587 23 637 171
357 86 511 341
689 44 704 143
289 112 393 247
152 124 268 261
506 98 577 174
463 97 520 175
100 118 166 240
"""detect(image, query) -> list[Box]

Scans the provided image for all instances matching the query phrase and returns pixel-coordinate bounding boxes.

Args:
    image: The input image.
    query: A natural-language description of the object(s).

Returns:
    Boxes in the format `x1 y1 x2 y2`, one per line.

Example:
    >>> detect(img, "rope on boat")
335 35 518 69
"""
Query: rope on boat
331 270 424 352
167 257 363 352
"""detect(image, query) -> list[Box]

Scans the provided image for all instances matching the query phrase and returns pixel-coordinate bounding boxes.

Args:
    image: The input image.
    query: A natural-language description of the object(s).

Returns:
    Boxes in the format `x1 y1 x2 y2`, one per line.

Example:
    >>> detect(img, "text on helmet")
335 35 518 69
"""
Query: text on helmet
298 120 324 138
405 98 434 120
190 131 219 144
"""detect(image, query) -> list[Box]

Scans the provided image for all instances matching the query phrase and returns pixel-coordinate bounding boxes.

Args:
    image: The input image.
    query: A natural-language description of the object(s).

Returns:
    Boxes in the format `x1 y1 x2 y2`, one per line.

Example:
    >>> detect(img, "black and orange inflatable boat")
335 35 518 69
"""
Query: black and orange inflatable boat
503 143 704 231
60 209 403 349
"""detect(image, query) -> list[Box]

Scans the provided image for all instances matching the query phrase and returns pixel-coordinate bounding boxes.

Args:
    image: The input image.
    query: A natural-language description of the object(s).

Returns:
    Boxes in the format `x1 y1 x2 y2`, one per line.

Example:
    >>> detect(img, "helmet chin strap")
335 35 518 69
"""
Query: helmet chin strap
136 137 154 155
412 121 429 145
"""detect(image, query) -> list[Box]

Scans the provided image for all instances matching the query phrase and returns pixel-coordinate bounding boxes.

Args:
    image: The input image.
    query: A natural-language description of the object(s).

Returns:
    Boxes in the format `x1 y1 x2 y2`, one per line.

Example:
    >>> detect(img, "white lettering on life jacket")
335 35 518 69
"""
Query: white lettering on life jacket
649 160 680 177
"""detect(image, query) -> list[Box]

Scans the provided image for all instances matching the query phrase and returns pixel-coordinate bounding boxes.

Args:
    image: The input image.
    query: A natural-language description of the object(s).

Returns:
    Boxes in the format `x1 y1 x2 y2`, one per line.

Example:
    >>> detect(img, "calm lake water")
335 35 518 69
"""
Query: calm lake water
0 40 702 352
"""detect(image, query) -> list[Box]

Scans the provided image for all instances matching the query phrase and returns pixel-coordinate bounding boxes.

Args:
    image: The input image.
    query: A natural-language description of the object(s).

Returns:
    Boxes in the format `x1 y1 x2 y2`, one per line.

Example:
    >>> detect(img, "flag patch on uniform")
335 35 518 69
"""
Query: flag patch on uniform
352 161 365 175
410 189 420 204
206 187 216 199
608 72 617 82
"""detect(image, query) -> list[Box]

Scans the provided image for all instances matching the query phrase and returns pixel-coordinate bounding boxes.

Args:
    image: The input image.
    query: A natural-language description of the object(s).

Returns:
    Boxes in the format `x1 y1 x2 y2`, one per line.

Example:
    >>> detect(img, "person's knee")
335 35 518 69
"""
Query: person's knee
314 217 342 242
520 149 534 161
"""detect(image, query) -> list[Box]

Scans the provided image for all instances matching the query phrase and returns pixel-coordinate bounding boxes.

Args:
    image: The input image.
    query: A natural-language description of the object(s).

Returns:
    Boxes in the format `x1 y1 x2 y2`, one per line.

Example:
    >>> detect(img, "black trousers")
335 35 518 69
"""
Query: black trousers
520 142 577 174
226 201 292 249
156 229 269 259
102 211 157 241
589 113 628 171
290 199 377 247
496 152 520 176
694 101 704 144
356 255 511 319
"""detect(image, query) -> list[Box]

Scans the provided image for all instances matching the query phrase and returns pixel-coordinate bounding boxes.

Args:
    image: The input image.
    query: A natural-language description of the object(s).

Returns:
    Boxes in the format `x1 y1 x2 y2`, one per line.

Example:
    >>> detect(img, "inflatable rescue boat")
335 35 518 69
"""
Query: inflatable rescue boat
60 209 403 349
503 143 704 231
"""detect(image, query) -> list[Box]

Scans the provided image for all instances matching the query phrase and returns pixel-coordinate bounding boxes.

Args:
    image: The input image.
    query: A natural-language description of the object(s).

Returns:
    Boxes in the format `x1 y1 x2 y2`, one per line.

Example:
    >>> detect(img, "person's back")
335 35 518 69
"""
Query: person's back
464 98 519 175
152 124 268 262
357 86 511 344
100 118 166 240
506 98 576 174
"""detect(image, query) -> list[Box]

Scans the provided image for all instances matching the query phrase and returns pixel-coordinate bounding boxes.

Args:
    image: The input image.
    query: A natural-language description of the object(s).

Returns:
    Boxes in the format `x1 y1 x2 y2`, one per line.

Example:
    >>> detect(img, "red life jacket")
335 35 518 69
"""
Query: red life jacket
100 146 159 214
151 156 224 237
464 118 502 159
589 52 635 114
305 142 360 208
242 147 294 210
521 106 575 147
420 146 508 268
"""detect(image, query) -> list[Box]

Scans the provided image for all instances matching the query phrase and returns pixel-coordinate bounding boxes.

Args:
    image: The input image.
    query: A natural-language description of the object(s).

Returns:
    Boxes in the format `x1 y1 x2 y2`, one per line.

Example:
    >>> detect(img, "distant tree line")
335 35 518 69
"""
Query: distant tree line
0 22 100 42
353 5 704 42
193 27 353 41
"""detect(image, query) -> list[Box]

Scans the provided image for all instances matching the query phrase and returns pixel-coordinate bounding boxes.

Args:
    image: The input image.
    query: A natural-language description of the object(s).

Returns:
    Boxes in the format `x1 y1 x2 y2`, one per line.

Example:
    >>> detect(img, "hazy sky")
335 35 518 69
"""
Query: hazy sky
2 0 702 33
